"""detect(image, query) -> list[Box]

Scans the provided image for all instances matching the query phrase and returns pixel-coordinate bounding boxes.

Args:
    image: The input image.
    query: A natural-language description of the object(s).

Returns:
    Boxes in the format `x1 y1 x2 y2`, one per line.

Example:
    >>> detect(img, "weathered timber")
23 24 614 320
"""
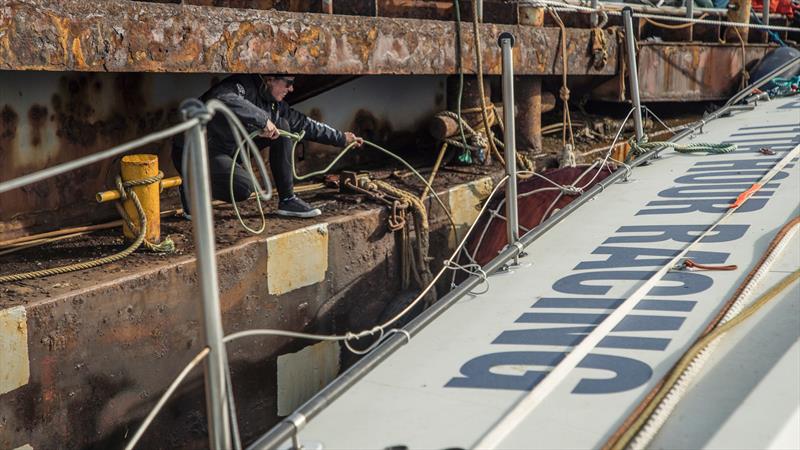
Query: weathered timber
0 0 618 75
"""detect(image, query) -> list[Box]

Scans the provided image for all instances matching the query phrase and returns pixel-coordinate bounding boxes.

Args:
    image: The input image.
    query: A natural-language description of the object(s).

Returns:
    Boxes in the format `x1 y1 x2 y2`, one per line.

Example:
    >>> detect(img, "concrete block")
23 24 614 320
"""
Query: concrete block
0 306 29 395
267 223 329 295
276 340 340 416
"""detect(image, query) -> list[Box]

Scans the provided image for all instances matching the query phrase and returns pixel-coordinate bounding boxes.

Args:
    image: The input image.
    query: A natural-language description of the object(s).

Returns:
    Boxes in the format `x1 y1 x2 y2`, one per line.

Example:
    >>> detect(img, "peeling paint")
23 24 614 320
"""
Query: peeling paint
0 0 617 75
449 176 494 228
276 340 340 416
267 223 329 295
0 306 30 395
13 445 34 450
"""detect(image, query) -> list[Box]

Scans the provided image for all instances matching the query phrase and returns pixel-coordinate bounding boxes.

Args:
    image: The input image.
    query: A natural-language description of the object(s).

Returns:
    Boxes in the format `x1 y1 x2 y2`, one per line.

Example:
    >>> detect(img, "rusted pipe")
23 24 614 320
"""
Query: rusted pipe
726 0 752 42
430 92 555 140
515 77 543 153
518 4 545 26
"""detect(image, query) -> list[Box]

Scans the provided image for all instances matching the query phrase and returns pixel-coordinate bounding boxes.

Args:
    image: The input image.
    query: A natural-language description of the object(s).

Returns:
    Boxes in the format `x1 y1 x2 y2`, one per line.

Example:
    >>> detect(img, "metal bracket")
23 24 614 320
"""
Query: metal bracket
340 170 372 193
179 98 212 124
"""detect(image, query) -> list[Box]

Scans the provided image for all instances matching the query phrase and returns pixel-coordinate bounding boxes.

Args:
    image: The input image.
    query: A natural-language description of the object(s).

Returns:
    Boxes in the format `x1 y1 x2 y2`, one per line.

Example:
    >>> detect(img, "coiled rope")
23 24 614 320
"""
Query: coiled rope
631 139 737 156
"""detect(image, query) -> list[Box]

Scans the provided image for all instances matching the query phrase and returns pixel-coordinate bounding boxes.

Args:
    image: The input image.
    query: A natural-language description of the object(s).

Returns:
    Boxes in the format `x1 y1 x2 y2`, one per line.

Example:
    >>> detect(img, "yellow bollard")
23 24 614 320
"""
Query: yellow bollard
120 154 160 243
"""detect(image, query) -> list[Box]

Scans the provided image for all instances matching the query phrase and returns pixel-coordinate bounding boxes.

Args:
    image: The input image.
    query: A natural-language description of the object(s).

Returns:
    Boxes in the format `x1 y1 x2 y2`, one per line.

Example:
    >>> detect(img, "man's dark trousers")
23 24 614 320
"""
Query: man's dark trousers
172 118 295 213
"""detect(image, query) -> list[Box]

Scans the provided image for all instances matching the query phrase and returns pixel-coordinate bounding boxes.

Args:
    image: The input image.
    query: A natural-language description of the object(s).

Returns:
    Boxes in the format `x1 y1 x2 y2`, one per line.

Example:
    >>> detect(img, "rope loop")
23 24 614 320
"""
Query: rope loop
115 176 127 201
386 328 412 345
444 260 489 293
344 326 386 355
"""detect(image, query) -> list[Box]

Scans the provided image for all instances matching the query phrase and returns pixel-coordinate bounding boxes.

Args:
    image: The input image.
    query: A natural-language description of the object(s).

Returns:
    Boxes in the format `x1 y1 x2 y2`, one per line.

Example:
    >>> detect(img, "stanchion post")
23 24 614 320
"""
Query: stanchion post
623 8 645 143
181 99 232 450
499 32 521 265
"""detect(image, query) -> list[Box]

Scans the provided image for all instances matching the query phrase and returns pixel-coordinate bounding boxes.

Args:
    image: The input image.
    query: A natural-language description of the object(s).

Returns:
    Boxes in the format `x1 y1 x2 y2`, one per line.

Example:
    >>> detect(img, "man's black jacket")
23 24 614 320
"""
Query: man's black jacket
199 74 346 155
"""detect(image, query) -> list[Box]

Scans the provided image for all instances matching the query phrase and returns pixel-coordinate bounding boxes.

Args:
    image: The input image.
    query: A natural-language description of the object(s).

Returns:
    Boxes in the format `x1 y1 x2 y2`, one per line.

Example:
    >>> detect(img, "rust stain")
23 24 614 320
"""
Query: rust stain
71 37 86 69
0 105 18 148
630 43 764 101
0 72 177 241
28 104 48 147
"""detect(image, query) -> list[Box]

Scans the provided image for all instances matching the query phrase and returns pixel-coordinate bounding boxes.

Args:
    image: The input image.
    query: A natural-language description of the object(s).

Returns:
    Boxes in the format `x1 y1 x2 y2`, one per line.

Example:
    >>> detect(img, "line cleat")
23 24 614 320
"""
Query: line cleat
277 195 322 218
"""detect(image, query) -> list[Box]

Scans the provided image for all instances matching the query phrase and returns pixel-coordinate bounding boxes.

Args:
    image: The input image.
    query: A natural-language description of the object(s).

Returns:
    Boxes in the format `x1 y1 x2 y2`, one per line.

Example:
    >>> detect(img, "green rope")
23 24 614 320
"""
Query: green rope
631 139 737 157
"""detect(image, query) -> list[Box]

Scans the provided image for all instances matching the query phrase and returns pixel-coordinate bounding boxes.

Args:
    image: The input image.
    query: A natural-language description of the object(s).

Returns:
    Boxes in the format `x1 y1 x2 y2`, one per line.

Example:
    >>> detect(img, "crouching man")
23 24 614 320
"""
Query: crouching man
173 74 363 218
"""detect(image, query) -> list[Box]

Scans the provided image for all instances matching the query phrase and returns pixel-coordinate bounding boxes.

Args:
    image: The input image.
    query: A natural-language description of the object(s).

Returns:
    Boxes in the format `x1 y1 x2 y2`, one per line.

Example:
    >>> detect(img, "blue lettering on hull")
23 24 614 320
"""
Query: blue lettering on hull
445 126 797 394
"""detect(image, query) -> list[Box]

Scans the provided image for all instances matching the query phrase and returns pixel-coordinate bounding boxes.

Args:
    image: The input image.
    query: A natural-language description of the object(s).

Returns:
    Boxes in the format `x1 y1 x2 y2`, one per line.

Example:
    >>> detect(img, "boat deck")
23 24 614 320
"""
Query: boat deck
289 96 800 449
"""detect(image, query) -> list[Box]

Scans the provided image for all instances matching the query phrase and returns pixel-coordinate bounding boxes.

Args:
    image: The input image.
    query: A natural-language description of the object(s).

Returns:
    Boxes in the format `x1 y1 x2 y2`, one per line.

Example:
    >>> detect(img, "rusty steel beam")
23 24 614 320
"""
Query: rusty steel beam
0 0 618 75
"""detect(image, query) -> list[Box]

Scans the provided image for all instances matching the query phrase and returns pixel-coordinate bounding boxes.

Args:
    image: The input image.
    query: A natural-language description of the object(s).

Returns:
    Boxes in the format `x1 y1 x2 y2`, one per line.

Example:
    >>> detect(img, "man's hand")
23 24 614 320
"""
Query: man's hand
345 132 364 148
260 119 280 140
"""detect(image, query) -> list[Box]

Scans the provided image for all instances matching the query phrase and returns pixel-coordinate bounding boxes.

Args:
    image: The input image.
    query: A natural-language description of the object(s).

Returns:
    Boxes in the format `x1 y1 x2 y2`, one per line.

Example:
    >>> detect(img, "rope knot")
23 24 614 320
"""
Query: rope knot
561 185 583 196
560 86 571 102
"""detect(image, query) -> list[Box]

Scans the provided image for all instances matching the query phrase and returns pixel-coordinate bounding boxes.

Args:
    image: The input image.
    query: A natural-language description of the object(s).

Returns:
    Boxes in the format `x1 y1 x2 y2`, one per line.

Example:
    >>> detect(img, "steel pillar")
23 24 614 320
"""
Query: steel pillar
181 99 233 450
623 8 645 143
499 32 520 265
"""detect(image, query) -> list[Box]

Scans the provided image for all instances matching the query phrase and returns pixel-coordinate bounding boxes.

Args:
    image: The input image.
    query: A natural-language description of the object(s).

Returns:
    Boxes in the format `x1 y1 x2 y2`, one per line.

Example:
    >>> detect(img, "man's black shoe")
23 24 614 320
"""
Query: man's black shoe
277 196 322 218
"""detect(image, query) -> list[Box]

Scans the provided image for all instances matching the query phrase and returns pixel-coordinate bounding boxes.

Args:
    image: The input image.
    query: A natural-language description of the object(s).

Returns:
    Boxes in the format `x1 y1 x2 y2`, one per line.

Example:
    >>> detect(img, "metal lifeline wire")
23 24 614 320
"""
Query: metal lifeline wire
514 0 800 33
467 107 636 263
119 102 517 449
122 172 513 450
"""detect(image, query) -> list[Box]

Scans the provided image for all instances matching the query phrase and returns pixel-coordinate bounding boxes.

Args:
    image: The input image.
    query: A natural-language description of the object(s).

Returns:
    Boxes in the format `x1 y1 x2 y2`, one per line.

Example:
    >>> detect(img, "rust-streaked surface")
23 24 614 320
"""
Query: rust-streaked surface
593 43 775 102
0 173 499 449
0 73 443 242
0 72 215 241
0 0 618 75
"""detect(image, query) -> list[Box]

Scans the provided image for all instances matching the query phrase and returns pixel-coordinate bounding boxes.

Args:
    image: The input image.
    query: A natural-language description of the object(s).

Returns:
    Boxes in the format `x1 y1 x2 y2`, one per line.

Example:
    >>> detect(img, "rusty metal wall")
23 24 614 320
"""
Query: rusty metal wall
0 72 445 241
0 0 618 76
592 43 776 102
0 71 218 240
